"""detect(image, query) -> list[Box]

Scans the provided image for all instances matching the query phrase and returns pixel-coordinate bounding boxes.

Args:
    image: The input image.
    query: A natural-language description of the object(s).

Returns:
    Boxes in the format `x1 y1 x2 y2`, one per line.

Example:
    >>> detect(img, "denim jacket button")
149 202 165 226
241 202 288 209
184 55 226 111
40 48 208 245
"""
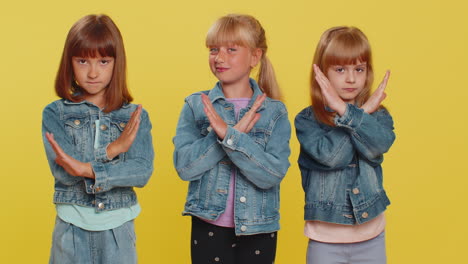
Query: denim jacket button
120 122 126 128
98 203 105 209
100 124 107 131
352 188 360 195
362 212 368 218
74 120 80 125
240 225 247 232
227 139 233 145
207 126 212 132
239 196 246 203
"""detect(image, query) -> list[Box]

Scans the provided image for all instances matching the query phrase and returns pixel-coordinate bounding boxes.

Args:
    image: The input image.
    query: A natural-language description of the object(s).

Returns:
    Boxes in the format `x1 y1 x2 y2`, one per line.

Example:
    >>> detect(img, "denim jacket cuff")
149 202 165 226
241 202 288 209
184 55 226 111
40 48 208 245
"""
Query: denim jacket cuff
94 143 112 162
219 126 241 151
89 161 109 194
334 104 364 128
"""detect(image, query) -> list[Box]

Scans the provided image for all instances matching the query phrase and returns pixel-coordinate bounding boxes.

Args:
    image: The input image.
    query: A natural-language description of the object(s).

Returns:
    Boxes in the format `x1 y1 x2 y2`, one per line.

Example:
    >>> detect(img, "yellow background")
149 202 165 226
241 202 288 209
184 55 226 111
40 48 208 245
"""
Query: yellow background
1 0 466 263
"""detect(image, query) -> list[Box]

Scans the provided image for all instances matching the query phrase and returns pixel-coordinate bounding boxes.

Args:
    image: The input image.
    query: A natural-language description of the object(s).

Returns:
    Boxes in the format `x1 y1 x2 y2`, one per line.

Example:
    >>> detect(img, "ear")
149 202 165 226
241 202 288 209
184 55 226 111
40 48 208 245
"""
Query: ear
250 48 263 68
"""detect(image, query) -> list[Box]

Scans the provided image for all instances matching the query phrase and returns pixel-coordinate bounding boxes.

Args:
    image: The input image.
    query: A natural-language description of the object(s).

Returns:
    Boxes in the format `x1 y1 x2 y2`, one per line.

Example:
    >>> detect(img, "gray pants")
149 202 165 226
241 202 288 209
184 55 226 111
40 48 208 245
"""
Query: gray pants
306 231 386 264
49 216 137 264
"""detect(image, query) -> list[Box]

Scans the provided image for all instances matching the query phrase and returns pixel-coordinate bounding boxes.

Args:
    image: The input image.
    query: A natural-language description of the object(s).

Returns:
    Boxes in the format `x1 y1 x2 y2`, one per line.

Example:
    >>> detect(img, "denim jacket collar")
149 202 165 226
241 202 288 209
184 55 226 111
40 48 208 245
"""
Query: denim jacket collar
208 78 266 112
63 99 132 109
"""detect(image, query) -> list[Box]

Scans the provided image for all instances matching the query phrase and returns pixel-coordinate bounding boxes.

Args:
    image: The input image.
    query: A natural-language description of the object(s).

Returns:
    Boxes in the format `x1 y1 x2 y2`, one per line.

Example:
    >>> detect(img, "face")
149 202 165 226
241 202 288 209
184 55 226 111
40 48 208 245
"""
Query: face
72 55 114 105
326 61 367 104
208 44 261 88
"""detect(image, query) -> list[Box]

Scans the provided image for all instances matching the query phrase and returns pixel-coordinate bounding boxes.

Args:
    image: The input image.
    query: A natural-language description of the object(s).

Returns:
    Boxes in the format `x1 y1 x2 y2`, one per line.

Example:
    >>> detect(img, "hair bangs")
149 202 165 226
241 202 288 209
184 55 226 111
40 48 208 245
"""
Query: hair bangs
206 16 254 48
71 24 116 58
322 33 370 68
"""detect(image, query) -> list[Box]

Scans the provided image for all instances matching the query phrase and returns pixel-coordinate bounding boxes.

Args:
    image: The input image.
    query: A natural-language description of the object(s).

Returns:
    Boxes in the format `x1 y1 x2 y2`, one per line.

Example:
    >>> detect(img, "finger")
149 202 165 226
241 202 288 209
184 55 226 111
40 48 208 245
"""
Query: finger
126 105 142 131
250 93 266 113
46 133 60 153
124 105 143 136
378 70 391 91
47 134 67 157
244 94 266 121
313 64 324 77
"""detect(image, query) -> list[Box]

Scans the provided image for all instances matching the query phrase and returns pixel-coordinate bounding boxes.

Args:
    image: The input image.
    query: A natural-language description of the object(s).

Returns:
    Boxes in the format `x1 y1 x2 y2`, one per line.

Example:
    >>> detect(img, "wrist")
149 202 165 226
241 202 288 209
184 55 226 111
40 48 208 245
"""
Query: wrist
82 163 95 179
106 141 121 160
336 102 347 116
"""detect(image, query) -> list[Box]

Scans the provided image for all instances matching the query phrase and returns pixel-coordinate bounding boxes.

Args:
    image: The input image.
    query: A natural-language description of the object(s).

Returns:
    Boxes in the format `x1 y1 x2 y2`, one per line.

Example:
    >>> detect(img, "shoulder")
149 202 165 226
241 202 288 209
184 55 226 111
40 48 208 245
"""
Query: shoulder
184 90 210 105
295 105 315 120
371 106 393 120
264 97 288 115
42 99 66 118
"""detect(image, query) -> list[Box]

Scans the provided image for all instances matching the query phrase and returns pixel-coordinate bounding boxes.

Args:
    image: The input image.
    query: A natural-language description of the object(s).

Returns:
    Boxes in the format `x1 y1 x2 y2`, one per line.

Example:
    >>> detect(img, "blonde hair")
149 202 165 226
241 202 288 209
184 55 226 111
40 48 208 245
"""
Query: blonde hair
310 26 374 126
206 14 281 100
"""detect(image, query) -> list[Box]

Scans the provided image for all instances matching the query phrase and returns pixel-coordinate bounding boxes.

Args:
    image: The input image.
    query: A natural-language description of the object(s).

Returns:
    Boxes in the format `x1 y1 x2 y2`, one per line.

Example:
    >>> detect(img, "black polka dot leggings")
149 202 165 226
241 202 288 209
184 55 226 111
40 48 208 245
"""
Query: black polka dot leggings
191 216 277 264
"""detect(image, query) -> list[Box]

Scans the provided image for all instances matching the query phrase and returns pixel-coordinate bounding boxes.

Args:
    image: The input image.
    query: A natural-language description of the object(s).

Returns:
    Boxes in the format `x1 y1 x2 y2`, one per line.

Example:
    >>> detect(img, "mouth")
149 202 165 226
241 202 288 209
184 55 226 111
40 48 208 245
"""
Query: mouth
342 88 357 92
216 67 229 72
86 81 101 85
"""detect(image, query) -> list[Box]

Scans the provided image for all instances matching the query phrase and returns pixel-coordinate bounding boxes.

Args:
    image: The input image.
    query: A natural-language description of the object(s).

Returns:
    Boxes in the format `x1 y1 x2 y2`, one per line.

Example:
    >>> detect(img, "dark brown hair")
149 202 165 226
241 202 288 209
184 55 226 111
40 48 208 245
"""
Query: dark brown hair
55 14 132 112
310 26 374 126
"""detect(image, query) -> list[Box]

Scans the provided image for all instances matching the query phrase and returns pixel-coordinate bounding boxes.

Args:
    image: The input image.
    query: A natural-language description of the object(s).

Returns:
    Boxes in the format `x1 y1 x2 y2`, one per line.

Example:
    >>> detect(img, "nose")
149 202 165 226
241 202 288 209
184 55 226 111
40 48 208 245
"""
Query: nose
345 71 355 83
215 50 226 63
88 64 98 79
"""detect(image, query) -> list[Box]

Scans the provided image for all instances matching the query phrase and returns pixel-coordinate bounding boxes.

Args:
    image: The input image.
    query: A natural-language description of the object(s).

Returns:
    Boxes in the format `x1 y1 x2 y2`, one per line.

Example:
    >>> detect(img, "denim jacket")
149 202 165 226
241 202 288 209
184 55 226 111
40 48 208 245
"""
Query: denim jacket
42 99 154 212
173 79 291 235
295 104 395 225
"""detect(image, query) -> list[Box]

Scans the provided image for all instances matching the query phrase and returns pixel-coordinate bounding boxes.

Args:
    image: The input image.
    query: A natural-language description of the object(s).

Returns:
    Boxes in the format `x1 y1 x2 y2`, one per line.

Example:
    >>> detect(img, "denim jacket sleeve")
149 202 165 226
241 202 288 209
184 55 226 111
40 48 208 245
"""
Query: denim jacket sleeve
295 107 355 170
334 104 395 165
42 102 154 192
173 100 226 181
42 102 83 186
89 109 154 193
219 103 291 189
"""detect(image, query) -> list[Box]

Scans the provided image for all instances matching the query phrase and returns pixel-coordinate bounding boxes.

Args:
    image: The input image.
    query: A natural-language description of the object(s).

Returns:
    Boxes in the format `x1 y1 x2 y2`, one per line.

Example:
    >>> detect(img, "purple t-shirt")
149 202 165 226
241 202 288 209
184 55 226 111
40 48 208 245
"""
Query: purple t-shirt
203 98 250 228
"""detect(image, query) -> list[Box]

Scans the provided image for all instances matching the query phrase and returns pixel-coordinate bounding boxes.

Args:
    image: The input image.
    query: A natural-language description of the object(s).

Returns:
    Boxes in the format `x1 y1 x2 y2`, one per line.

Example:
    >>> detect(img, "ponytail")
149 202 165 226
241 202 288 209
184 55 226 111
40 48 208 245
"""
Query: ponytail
257 55 281 100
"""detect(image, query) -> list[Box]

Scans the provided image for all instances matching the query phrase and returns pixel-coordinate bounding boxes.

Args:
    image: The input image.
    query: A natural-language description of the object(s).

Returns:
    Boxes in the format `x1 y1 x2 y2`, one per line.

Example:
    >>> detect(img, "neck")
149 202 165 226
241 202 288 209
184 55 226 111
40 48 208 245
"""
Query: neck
221 80 253 98
84 94 107 109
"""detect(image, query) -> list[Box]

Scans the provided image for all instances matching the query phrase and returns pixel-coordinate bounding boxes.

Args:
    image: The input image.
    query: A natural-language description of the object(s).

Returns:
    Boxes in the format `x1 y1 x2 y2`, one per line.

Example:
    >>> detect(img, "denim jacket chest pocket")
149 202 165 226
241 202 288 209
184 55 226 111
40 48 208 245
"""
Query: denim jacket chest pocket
64 115 91 156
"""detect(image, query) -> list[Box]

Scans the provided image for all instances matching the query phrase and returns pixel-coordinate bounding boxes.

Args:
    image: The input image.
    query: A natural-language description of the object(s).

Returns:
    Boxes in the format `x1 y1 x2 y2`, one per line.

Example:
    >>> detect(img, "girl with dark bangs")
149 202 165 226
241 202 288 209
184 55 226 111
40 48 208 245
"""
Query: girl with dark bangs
173 14 290 264
42 14 154 264
295 27 395 263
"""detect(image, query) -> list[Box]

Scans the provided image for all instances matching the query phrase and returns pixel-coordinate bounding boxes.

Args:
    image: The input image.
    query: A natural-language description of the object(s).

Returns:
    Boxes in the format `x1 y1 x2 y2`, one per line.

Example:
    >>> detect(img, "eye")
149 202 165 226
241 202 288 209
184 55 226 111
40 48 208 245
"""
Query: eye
227 47 237 52
209 47 219 54
100 60 109 65
78 59 87 64
335 67 345 73
356 67 366 73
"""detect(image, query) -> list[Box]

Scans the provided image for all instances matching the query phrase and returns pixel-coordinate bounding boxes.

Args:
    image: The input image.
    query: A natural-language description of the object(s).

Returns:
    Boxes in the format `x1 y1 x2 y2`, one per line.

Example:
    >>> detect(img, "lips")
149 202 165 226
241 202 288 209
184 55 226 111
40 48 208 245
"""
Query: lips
342 88 357 92
216 67 229 72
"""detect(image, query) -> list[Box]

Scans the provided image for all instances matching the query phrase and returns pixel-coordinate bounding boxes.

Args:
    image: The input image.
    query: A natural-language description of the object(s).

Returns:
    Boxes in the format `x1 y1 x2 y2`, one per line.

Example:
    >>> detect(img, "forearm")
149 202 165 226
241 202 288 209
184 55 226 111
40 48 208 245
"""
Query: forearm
174 131 226 181
336 104 395 161
295 111 355 169
220 117 291 189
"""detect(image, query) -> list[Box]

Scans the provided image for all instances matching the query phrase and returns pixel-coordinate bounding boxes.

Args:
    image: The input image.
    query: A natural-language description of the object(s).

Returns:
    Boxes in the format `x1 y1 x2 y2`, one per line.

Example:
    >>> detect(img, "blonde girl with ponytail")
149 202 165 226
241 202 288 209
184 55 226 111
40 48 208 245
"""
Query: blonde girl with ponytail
173 14 291 264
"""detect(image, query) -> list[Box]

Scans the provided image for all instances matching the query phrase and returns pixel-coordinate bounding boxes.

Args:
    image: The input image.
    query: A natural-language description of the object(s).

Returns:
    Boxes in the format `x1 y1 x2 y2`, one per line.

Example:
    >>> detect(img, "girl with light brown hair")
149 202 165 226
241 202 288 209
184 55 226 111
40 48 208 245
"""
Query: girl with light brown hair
295 26 395 263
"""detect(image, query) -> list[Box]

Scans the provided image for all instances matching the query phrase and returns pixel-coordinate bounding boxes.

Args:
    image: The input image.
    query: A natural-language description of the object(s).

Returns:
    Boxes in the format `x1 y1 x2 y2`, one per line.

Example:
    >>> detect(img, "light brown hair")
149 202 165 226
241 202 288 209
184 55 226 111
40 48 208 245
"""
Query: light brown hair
310 26 374 126
55 14 132 112
206 14 281 100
